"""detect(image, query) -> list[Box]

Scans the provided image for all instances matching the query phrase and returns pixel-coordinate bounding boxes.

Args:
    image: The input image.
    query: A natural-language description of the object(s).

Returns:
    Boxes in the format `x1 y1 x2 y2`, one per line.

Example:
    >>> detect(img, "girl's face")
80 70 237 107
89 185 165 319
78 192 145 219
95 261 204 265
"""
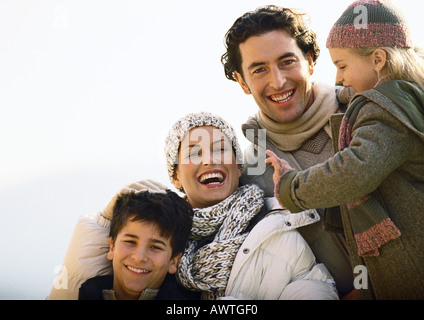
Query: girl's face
329 47 380 93
172 126 242 209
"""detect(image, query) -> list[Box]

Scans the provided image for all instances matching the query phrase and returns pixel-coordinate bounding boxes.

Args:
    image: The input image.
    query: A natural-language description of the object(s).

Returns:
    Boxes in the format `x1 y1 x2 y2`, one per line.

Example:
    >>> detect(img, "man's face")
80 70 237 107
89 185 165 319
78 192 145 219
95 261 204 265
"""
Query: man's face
107 218 180 300
235 29 315 124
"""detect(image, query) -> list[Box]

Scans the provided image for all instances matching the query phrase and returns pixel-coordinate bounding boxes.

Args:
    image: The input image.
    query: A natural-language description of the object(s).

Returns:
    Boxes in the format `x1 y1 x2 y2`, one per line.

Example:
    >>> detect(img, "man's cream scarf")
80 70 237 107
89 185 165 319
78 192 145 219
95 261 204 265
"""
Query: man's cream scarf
258 82 339 151
177 184 264 300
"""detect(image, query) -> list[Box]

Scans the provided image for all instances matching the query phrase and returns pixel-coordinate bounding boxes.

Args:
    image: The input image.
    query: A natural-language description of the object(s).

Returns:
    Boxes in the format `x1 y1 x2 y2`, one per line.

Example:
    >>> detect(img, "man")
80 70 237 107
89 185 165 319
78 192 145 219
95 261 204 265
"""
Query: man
221 5 356 298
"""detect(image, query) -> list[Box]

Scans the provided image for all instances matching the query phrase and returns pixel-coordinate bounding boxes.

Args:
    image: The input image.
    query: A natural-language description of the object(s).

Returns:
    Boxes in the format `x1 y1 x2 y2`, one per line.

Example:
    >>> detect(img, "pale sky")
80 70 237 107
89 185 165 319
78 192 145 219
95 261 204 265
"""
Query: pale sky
0 0 422 299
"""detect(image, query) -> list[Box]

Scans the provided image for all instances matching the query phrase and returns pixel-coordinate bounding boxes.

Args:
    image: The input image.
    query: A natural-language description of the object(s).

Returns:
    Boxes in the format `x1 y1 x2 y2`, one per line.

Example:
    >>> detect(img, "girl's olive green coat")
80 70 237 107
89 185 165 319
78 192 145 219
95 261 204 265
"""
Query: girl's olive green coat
280 81 424 299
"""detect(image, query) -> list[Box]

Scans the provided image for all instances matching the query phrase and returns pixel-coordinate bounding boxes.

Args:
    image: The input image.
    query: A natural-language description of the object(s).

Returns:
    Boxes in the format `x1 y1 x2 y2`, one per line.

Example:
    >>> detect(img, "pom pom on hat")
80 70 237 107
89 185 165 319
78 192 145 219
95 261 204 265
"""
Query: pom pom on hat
326 0 413 49
164 112 244 187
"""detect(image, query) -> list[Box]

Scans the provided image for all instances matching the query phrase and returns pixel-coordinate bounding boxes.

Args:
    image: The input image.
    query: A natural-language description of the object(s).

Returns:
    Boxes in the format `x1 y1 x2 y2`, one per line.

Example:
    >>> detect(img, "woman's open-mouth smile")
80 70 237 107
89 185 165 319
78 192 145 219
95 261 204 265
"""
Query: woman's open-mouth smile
198 170 226 188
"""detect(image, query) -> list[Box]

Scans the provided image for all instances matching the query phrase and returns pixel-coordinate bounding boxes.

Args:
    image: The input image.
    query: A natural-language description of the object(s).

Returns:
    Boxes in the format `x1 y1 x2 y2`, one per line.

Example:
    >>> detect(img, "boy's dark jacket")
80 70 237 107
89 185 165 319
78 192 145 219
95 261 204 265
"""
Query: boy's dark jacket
78 274 200 300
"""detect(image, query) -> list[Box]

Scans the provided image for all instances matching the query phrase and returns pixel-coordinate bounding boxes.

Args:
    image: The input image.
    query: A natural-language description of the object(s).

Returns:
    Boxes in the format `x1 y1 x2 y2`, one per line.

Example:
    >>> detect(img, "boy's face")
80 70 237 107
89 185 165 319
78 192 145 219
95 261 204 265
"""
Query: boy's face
173 126 242 209
107 218 180 300
234 29 315 124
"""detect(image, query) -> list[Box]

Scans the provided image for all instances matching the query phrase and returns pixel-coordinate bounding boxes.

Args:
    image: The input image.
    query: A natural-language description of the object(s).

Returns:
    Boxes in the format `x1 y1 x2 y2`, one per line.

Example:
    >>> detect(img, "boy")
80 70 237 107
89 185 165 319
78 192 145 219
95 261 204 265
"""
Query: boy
78 190 196 300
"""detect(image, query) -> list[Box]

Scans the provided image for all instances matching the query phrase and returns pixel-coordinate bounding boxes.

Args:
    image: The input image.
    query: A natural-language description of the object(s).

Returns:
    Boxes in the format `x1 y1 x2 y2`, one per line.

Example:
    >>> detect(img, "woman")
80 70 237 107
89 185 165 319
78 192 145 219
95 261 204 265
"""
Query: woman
165 112 337 300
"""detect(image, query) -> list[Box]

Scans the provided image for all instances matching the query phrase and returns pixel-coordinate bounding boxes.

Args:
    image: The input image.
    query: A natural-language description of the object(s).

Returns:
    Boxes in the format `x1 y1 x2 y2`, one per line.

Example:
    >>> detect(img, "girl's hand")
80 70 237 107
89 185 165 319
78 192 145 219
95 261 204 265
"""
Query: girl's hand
265 150 295 187
265 150 296 209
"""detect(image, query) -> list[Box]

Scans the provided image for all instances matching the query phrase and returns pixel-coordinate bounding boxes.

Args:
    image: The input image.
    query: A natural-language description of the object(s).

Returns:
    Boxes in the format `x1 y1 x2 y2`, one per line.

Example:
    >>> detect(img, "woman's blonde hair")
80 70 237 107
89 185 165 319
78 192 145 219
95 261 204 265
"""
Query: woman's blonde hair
351 46 424 91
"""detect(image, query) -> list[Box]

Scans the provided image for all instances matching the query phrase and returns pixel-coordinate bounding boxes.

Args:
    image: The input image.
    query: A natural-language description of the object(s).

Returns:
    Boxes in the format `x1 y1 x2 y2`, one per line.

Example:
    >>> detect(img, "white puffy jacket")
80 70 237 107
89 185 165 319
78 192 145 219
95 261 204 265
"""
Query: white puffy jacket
47 198 338 300
47 213 112 300
224 198 338 300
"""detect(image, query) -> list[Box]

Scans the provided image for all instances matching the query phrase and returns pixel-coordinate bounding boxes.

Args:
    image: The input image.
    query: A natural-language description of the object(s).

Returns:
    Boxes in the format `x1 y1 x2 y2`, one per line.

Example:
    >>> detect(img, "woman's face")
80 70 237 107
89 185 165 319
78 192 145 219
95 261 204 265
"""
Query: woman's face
172 126 242 209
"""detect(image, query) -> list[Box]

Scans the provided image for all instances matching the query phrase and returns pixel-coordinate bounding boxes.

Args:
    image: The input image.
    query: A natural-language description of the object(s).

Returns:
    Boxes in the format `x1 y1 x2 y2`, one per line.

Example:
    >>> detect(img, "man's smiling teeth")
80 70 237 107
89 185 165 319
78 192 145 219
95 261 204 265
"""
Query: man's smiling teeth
127 266 148 274
271 90 294 103
199 172 224 185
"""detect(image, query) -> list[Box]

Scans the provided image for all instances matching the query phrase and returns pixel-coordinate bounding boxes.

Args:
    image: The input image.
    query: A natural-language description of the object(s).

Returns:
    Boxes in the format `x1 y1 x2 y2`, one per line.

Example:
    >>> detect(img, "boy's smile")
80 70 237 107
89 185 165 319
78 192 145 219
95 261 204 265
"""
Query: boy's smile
126 265 150 274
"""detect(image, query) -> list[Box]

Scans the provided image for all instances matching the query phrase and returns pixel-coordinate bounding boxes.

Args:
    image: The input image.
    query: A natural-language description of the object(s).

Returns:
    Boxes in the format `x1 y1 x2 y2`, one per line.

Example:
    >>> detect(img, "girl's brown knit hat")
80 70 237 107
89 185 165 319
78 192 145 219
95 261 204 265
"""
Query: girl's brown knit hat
326 0 413 49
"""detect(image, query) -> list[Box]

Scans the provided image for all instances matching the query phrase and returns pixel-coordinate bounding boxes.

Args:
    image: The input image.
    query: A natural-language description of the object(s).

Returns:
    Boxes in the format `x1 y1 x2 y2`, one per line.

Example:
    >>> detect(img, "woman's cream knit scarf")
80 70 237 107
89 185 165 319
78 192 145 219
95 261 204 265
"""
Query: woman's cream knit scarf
177 184 264 300
258 82 339 151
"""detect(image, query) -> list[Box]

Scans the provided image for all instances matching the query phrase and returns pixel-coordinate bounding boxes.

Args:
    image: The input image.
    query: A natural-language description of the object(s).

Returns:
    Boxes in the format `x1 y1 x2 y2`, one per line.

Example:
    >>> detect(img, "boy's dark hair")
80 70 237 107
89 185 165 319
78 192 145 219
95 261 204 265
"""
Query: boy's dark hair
110 190 193 258
221 5 320 81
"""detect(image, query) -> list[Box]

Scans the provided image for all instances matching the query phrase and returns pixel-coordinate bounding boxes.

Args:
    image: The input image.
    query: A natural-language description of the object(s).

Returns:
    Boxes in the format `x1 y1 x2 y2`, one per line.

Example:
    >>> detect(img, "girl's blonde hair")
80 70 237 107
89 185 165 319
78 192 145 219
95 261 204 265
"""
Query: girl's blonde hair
351 47 424 91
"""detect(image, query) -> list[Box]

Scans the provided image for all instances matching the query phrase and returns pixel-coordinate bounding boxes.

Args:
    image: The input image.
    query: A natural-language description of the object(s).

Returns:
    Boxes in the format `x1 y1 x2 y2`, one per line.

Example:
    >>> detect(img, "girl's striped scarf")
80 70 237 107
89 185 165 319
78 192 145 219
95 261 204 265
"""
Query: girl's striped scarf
339 97 401 257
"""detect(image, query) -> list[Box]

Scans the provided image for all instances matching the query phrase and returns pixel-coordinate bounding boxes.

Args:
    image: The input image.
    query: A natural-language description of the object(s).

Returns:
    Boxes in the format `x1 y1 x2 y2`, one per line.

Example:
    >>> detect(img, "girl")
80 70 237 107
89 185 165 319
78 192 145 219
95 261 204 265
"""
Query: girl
266 0 424 299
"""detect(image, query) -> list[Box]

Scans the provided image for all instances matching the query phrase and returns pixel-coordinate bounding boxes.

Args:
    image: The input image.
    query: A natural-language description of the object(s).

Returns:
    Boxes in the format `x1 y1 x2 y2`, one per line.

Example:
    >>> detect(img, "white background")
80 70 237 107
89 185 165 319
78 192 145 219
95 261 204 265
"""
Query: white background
1 0 422 299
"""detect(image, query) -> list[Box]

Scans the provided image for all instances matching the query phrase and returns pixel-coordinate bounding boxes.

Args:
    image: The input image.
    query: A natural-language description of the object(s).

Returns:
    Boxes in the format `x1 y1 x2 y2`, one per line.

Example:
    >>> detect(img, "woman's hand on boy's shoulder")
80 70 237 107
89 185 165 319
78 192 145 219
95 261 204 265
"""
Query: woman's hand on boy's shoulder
101 179 169 220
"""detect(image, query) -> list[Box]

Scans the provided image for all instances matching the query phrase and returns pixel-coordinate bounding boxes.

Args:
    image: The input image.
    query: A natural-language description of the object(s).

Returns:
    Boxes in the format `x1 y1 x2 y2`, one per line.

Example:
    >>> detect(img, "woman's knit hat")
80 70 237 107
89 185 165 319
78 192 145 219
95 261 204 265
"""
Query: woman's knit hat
164 112 244 184
326 0 413 49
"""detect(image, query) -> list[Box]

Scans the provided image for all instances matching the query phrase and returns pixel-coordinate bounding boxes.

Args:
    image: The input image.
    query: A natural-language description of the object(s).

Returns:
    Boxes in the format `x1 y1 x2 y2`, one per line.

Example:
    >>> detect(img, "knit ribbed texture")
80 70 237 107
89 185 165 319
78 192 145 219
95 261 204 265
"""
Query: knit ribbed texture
326 0 412 48
177 184 264 300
